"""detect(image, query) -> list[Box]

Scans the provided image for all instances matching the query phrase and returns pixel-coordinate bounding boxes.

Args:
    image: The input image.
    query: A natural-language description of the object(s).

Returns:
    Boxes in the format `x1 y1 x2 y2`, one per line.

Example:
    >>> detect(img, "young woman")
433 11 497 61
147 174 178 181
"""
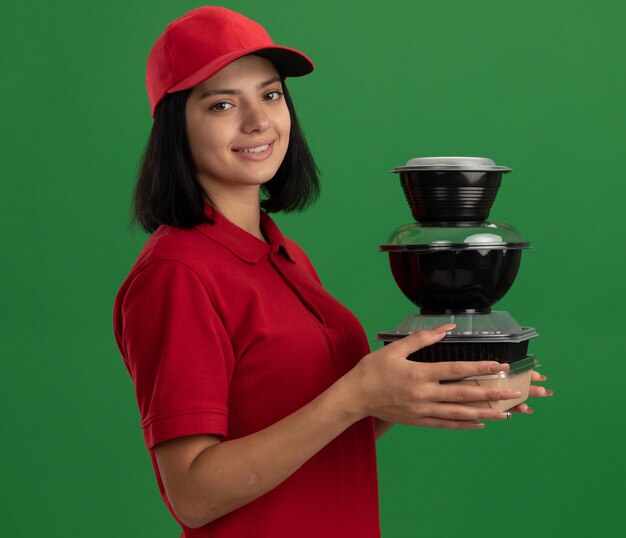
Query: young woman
113 6 550 537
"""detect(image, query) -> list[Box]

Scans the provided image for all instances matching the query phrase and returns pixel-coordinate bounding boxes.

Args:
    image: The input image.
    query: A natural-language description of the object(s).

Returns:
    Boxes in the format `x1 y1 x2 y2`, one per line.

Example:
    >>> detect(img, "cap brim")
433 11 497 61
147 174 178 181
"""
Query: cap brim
168 45 314 95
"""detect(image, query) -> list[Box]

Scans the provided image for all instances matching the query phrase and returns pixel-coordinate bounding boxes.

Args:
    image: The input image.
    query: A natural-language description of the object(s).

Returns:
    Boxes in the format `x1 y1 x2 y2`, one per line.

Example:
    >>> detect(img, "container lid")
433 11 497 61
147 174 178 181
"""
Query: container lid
392 156 512 173
380 221 530 252
377 311 540 343
445 355 540 381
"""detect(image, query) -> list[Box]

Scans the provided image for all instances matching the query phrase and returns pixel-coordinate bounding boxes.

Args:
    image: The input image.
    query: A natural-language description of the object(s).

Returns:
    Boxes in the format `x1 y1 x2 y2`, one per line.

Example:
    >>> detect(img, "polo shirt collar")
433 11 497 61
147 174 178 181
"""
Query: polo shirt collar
196 202 296 264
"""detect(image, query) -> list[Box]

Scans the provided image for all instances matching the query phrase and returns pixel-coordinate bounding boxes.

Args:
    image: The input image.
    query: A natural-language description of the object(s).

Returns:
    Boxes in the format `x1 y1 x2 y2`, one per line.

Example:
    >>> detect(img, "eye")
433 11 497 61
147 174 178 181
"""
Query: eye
264 90 283 101
210 101 234 112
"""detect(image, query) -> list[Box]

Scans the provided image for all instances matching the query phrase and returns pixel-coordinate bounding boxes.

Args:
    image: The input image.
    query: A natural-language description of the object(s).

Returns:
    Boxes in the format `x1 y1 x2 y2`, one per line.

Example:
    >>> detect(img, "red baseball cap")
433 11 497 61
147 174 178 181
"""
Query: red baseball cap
146 6 314 117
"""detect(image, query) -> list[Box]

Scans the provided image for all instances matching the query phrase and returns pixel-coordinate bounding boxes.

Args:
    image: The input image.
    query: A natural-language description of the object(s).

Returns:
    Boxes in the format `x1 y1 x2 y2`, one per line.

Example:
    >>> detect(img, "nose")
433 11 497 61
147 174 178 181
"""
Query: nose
241 102 270 133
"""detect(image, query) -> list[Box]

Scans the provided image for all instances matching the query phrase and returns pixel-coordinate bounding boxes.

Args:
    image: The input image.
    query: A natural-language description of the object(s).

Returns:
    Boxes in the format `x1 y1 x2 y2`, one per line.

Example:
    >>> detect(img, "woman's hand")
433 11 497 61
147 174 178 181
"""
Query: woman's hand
341 324 526 430
508 370 553 414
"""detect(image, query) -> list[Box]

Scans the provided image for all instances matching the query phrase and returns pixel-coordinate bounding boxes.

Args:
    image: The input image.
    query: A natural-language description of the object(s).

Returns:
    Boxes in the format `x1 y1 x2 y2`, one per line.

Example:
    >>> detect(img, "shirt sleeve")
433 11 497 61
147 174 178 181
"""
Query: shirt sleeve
118 260 234 450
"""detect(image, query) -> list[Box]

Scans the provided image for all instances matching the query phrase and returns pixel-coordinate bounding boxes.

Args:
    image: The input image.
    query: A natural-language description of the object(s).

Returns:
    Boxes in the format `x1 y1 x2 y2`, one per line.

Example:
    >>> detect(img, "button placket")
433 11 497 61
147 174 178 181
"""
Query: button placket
267 249 349 378
268 249 327 326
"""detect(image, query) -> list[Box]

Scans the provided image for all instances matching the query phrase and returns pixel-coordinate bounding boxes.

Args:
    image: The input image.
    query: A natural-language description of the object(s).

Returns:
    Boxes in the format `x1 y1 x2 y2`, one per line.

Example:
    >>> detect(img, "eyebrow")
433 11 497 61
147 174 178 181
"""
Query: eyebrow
198 76 282 100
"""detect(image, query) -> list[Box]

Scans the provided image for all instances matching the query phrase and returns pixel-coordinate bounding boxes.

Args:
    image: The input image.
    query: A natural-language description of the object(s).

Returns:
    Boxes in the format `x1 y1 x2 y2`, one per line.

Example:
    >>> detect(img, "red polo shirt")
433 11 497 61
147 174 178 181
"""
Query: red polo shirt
113 204 380 537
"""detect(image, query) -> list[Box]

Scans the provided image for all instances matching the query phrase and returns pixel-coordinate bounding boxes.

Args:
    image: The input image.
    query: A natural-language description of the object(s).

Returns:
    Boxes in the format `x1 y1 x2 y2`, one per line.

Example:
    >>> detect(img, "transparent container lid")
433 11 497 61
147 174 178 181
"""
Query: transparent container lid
392 156 512 173
377 311 539 342
380 221 530 252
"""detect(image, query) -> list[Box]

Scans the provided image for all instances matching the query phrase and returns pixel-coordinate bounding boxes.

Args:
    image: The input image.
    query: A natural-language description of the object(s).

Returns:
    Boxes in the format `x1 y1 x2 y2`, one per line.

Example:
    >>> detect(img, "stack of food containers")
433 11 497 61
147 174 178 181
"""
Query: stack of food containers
378 157 539 410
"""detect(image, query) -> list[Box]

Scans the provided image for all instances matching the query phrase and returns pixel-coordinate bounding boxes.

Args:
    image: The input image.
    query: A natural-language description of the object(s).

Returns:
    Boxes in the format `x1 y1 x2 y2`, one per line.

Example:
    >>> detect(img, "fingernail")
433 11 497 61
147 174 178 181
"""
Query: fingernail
540 375 547 381
491 363 509 373
472 423 486 429
526 406 534 414
545 390 554 397
433 324 456 334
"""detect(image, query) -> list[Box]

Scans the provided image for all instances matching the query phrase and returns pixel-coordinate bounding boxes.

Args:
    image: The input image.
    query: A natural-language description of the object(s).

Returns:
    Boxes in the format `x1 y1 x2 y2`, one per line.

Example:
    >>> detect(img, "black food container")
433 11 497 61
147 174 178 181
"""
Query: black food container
378 157 538 369
380 222 530 314
377 312 538 363
392 157 512 224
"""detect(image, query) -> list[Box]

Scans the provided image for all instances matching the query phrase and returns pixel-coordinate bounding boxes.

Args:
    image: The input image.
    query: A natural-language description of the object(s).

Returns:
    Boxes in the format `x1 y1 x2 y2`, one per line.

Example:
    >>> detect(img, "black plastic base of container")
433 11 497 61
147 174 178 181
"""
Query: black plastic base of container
399 170 503 223
388 248 523 313
383 340 530 363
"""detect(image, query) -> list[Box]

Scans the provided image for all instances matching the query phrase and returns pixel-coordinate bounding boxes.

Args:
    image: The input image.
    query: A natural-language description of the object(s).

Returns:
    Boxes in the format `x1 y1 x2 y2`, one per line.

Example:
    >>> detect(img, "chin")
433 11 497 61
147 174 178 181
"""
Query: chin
243 165 282 184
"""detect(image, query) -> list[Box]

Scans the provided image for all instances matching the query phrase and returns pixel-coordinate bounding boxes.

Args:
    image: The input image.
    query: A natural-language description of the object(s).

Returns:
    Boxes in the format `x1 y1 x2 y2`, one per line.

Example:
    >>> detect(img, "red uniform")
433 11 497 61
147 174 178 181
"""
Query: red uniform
113 203 380 537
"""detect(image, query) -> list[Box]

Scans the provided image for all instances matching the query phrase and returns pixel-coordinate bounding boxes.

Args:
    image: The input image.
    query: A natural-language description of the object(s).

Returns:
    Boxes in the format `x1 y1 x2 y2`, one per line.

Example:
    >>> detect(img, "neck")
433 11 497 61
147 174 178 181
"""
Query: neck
206 189 266 242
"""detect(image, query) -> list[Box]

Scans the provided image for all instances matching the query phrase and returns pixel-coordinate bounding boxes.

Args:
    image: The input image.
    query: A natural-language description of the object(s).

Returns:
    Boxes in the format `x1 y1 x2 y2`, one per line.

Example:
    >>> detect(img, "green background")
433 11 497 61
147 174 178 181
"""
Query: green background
2 0 624 536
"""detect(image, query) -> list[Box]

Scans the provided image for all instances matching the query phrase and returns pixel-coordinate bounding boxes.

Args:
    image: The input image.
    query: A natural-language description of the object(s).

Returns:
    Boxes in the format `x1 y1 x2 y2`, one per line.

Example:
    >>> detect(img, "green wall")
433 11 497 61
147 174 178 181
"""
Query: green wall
2 0 624 536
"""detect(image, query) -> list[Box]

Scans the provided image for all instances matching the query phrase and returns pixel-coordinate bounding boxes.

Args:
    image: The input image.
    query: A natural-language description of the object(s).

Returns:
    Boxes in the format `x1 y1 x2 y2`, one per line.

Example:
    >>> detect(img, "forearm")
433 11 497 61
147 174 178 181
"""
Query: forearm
177 375 363 527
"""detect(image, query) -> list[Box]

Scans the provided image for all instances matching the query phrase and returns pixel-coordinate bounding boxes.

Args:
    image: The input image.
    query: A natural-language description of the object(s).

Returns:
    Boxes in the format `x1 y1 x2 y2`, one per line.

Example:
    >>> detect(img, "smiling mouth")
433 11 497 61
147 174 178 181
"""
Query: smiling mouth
233 141 273 154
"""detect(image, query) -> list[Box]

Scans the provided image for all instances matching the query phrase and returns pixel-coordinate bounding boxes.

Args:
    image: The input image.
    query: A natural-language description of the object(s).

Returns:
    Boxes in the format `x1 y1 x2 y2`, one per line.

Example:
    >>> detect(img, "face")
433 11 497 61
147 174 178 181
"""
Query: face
185 55 291 202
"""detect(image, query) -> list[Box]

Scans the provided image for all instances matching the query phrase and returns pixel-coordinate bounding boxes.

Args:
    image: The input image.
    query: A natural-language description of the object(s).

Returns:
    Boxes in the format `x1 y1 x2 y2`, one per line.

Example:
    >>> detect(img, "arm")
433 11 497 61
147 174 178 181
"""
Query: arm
155 373 361 528
156 325 522 528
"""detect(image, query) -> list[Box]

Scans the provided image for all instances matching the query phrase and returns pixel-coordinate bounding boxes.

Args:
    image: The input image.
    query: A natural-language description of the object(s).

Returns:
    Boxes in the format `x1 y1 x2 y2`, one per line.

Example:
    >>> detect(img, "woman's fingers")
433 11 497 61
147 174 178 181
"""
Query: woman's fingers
421 403 512 422
531 370 547 382
434 383 522 404
529 370 553 396
529 385 554 397
425 359 510 382
509 403 533 414
385 324 456 358
413 418 486 430
386 328 513 384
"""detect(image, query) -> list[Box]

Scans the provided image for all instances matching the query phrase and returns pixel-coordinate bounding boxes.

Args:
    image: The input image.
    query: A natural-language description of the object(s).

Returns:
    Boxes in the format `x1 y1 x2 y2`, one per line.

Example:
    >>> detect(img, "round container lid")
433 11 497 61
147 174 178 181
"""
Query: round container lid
392 156 512 173
376 311 539 342
380 221 530 252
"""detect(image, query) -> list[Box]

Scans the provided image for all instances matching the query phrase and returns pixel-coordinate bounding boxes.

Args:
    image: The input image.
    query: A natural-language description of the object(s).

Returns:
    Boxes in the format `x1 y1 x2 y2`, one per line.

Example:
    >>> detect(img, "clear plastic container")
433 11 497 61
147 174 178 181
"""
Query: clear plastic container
379 311 534 339
441 355 540 411
381 221 529 252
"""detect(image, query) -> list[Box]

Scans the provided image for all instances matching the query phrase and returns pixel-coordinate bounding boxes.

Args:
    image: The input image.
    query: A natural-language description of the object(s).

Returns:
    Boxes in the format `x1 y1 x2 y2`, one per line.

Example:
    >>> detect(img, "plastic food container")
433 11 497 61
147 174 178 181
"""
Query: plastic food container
377 311 539 363
380 222 530 313
441 355 540 411
391 157 512 223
